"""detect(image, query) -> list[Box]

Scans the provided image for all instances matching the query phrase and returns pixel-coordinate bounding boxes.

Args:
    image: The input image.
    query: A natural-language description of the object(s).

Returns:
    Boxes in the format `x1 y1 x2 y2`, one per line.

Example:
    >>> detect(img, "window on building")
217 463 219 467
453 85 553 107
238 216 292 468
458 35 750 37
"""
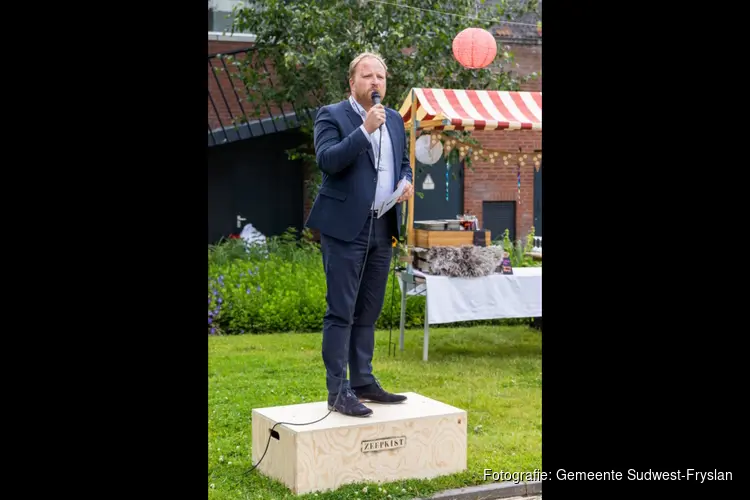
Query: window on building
208 0 253 34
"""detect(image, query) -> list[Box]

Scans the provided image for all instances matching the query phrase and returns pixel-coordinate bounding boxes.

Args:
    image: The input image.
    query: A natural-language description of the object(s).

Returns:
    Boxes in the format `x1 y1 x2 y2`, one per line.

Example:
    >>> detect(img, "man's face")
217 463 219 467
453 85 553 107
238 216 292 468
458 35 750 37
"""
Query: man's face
349 57 386 106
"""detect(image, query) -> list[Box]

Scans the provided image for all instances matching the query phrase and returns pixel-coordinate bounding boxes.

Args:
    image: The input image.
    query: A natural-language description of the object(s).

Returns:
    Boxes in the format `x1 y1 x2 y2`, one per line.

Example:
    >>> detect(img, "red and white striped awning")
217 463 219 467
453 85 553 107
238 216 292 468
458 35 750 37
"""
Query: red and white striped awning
399 88 541 131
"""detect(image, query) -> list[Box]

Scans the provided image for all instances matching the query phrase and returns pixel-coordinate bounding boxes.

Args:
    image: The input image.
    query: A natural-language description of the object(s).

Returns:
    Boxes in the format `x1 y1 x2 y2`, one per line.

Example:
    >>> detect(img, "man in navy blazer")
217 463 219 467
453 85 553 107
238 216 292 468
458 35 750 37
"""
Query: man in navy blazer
305 52 414 417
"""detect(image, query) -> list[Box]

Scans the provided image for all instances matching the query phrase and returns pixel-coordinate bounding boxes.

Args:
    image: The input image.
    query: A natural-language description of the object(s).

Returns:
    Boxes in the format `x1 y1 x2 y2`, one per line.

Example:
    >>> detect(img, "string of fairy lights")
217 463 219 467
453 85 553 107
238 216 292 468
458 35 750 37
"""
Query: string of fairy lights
427 133 541 204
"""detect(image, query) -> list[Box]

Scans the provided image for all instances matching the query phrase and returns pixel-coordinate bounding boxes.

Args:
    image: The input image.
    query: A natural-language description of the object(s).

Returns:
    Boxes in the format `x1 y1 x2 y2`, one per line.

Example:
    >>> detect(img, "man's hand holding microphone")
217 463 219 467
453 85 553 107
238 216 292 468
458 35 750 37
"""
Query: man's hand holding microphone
364 103 386 134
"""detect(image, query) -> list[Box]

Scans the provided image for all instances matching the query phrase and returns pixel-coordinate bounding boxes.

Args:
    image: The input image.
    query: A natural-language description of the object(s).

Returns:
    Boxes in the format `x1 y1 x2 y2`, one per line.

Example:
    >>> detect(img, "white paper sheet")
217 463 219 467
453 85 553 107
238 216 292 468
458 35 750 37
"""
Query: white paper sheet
376 180 407 218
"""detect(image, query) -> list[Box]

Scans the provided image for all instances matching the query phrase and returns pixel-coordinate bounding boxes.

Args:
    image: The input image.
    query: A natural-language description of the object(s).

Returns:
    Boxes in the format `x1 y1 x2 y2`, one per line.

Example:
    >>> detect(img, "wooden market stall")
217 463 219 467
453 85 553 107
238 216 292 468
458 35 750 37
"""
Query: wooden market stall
398 87 542 245
393 87 543 361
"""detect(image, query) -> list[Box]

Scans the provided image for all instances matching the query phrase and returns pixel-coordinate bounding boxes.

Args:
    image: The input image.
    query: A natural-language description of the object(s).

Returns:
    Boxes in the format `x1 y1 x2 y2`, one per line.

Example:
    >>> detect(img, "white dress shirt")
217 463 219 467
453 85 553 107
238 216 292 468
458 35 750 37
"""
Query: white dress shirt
349 95 395 212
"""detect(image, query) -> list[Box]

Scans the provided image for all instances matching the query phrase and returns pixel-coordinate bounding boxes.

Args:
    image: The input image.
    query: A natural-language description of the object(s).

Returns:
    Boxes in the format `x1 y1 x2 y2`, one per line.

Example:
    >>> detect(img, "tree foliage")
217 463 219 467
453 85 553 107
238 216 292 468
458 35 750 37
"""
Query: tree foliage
230 0 539 196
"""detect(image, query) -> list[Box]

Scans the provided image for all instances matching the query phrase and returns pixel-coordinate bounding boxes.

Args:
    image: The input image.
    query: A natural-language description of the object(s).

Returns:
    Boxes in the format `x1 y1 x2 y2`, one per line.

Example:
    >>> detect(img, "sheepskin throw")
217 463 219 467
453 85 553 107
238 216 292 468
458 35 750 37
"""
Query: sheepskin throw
423 245 505 277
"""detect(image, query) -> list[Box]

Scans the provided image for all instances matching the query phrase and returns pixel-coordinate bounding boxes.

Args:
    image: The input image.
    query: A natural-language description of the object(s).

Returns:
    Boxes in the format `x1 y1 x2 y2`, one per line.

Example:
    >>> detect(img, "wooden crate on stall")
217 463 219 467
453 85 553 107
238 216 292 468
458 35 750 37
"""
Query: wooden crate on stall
414 228 491 248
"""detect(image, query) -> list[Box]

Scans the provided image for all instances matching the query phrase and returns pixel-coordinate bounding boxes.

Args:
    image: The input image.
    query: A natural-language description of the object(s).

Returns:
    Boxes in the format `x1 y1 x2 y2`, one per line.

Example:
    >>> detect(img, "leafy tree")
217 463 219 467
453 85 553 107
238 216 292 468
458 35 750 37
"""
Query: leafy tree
229 0 539 198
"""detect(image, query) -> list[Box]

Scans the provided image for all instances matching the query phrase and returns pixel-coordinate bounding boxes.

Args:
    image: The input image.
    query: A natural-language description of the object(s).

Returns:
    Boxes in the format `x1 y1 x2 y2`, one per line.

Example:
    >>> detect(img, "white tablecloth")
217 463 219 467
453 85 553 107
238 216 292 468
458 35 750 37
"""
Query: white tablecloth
413 267 542 324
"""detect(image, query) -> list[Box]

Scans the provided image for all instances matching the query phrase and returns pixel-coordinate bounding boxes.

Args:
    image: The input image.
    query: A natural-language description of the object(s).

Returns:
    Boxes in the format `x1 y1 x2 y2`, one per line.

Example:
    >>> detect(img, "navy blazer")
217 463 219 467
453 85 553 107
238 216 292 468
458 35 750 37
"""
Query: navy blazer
305 99 413 242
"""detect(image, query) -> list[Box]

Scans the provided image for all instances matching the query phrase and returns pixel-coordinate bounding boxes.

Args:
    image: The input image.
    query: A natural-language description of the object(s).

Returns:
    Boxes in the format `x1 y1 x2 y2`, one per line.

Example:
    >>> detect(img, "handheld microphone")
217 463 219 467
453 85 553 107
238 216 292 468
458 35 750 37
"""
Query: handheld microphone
371 90 384 134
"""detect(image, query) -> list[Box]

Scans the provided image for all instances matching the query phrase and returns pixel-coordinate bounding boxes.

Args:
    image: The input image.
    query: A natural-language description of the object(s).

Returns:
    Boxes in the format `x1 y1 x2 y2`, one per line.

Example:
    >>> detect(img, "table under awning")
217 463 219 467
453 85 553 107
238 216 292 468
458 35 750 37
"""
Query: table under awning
391 89 543 361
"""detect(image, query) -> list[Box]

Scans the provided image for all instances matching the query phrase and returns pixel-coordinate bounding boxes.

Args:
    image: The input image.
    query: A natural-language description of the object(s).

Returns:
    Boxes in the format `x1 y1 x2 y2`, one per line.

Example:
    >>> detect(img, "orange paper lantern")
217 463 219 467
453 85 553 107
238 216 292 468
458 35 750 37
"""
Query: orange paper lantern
452 27 497 69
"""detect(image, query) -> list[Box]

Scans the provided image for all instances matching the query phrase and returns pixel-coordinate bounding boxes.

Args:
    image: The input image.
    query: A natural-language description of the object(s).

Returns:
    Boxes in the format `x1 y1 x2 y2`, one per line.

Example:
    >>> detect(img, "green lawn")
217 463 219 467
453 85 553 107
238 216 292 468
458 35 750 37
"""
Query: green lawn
208 325 541 499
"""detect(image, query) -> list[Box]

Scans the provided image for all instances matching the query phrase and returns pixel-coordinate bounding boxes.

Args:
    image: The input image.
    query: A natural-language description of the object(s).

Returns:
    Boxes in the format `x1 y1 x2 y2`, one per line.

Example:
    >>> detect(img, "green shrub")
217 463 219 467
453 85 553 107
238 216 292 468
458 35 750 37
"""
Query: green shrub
207 237 252 267
491 226 542 268
208 228 326 334
208 227 540 335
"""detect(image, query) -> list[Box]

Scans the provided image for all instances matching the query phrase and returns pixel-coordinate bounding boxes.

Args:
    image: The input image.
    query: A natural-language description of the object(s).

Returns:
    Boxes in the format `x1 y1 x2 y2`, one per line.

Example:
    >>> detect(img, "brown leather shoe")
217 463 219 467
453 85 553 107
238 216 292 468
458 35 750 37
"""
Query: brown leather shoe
352 380 407 404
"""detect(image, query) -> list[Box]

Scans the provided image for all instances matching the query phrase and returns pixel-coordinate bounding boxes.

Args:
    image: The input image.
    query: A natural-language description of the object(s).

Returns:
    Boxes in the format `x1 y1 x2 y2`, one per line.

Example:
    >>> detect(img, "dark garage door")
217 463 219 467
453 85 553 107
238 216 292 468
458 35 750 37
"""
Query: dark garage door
482 201 516 244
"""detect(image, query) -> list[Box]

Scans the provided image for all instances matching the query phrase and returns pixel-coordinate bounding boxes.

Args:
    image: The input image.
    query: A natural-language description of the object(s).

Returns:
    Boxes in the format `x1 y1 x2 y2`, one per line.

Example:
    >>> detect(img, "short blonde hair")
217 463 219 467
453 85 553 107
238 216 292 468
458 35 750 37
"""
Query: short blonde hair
348 52 388 80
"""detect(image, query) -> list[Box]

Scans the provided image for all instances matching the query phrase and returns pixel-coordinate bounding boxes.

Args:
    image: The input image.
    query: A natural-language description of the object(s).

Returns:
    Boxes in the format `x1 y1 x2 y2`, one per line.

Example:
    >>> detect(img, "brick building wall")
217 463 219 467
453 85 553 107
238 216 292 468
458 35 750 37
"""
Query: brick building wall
512 43 542 92
464 128 541 242
464 41 542 242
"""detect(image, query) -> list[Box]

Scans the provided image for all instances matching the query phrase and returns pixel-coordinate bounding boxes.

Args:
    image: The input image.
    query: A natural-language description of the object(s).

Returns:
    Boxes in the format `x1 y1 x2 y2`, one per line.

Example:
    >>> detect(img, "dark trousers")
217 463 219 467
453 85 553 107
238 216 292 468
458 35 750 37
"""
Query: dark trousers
319 211 394 395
